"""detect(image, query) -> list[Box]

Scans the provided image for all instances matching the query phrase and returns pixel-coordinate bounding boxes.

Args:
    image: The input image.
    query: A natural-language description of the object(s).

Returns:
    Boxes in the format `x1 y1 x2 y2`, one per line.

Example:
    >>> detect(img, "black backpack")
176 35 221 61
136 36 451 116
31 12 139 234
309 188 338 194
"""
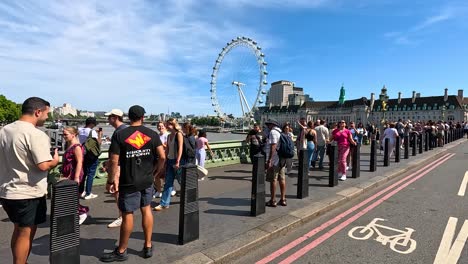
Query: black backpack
183 135 196 160
176 132 196 161
277 133 295 159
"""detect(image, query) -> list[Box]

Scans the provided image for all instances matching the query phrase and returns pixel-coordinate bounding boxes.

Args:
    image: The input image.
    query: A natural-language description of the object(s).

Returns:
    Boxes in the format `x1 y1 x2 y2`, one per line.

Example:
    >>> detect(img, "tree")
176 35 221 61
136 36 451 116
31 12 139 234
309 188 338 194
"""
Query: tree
0 95 21 124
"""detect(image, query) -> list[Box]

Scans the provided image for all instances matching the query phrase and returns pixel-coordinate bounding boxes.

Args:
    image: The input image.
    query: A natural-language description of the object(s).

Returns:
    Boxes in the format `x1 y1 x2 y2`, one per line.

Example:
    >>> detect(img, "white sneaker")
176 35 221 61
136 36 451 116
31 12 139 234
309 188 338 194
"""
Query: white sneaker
79 213 88 225
339 175 347 181
171 190 176 196
107 216 122 228
153 191 162 199
84 193 98 200
198 177 205 181
346 166 349 171
80 192 86 198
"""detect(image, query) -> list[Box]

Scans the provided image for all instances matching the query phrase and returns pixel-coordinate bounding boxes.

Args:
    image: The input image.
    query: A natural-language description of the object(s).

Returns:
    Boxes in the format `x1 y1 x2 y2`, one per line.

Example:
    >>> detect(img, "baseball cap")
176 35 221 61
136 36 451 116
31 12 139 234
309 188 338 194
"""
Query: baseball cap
105 109 124 117
128 105 146 120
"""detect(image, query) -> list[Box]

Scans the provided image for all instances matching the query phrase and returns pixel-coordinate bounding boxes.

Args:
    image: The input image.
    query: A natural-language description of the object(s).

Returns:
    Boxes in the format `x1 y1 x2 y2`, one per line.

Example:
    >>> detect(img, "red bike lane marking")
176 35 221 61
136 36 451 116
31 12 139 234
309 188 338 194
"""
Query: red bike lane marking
256 152 453 264
279 153 455 264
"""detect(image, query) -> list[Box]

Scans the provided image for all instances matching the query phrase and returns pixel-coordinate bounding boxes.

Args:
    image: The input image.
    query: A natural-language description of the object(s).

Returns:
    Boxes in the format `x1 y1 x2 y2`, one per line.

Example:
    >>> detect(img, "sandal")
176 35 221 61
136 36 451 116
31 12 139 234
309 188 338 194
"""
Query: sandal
266 200 277 207
278 199 287 206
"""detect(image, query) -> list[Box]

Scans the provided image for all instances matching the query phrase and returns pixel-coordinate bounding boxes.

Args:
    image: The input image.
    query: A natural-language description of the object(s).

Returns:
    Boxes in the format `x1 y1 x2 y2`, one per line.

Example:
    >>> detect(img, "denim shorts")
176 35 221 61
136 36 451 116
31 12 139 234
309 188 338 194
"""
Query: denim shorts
118 187 153 212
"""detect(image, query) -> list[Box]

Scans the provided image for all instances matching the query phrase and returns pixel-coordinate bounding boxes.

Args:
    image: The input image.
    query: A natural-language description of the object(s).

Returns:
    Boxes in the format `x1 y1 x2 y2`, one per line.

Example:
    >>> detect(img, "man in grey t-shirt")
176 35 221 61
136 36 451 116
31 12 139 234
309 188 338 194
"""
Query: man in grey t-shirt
0 97 59 264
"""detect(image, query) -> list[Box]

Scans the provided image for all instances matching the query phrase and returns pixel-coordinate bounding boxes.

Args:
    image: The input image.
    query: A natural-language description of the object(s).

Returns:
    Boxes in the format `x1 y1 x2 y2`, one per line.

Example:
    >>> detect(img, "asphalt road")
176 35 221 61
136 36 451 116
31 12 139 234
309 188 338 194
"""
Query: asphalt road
235 143 468 264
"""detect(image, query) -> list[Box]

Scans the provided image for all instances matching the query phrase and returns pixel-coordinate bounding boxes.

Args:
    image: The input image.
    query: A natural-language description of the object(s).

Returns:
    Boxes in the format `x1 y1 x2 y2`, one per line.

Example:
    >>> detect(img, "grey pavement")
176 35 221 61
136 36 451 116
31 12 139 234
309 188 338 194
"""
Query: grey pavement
0 139 466 263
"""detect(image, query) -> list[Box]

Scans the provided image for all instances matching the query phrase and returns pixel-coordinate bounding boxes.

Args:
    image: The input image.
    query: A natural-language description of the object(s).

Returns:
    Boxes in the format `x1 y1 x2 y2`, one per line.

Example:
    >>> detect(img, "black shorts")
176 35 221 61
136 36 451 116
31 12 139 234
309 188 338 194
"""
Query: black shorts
118 187 153 212
0 196 47 227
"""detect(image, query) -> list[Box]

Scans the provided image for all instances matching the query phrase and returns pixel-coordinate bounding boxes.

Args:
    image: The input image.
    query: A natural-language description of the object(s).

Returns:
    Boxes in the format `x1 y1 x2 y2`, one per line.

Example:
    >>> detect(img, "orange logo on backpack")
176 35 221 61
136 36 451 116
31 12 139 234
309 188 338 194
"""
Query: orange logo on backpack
125 131 151 149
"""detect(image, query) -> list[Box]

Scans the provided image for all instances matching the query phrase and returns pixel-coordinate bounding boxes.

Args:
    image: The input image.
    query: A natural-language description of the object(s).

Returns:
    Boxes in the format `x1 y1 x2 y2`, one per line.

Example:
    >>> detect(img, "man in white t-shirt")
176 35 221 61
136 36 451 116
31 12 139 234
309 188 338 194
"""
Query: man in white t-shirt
264 119 287 207
0 97 59 264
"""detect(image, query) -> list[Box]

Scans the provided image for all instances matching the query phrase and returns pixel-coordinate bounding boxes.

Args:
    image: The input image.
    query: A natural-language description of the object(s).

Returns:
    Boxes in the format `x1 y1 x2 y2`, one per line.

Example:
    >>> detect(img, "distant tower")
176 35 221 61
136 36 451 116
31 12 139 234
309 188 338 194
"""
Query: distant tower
338 84 346 105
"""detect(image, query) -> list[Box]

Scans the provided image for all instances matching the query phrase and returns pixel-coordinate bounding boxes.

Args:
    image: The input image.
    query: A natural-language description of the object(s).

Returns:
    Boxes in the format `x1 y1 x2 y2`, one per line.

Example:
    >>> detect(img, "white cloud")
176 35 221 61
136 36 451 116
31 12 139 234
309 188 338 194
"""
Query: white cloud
0 0 278 115
384 6 456 45
411 8 454 32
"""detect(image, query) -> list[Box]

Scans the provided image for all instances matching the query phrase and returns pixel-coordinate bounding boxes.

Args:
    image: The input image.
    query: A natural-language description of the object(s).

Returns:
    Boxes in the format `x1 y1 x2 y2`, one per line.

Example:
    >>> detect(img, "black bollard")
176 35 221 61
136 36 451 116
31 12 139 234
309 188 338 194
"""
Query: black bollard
328 143 338 187
404 135 409 159
370 139 377 172
251 154 266 216
297 149 309 199
395 137 400 163
50 180 80 264
412 133 417 156
179 164 199 245
425 131 430 151
383 138 389 167
352 143 361 178
444 130 448 145
429 132 434 150
418 133 423 154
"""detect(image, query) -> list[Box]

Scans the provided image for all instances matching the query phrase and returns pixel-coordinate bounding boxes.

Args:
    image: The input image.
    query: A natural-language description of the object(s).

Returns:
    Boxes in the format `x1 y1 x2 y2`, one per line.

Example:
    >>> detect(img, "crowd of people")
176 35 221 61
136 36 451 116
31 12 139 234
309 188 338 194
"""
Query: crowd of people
245 117 468 207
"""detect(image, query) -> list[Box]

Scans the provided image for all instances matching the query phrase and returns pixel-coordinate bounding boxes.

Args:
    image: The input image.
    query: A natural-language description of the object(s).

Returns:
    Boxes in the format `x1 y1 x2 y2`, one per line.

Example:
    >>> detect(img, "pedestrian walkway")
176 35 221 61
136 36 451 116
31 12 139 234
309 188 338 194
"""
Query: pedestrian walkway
0 139 465 263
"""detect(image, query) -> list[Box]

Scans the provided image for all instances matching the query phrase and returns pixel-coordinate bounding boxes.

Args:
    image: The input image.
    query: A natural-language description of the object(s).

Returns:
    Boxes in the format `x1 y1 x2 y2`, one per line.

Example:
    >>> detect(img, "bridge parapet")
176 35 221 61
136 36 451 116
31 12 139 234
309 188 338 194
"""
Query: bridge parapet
47 140 250 187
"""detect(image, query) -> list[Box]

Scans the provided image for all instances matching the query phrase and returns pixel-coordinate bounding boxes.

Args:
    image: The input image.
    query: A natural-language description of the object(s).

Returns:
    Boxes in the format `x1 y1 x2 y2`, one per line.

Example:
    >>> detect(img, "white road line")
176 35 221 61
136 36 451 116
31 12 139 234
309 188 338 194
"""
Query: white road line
433 217 468 264
457 171 468 196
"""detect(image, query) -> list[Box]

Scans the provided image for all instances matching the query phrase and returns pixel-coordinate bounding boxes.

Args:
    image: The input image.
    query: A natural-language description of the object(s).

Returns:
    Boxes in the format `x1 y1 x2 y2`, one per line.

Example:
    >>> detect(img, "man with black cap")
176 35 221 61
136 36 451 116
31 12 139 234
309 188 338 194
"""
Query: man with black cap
101 105 166 262
264 119 287 207
78 117 103 200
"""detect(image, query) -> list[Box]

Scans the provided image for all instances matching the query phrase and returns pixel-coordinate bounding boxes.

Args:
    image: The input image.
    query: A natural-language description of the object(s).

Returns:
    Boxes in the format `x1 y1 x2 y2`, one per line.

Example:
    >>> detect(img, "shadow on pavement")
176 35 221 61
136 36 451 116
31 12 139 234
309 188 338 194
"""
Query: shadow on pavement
199 197 250 207
208 176 251 181
131 231 179 245
204 209 250 216
85 216 116 226
224 169 251 174
31 233 118 260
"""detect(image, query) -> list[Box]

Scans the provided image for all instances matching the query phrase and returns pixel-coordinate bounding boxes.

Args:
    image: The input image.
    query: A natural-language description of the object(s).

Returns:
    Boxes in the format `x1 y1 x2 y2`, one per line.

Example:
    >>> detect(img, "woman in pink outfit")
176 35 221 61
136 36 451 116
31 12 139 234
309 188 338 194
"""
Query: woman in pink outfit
196 130 214 180
330 120 356 181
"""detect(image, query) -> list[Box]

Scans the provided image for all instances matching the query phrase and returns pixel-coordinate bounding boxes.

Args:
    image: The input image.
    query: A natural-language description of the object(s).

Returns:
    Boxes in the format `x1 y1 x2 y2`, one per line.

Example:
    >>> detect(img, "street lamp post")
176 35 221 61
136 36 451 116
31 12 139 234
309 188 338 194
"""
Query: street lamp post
441 105 446 121
379 85 389 129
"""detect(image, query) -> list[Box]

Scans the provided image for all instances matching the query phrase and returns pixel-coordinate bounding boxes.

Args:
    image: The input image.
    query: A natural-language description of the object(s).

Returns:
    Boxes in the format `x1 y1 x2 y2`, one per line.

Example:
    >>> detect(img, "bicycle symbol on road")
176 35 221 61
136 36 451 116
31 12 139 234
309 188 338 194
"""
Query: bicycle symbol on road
348 218 417 254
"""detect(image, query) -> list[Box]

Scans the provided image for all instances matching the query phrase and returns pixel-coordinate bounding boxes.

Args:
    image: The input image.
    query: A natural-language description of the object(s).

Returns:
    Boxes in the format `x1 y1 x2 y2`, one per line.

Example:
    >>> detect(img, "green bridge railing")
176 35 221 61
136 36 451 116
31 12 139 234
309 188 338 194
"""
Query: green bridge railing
48 140 250 187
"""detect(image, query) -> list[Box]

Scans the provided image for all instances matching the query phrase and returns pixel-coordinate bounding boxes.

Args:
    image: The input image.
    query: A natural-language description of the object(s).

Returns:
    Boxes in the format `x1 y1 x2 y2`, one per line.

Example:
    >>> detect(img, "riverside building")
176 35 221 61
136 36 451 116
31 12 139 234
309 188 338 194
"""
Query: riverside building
256 83 467 130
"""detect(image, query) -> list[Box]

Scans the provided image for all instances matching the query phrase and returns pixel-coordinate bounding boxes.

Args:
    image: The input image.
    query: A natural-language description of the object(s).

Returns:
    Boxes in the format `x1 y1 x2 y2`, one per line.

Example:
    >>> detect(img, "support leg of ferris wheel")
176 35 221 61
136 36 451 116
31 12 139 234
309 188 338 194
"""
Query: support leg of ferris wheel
239 88 252 131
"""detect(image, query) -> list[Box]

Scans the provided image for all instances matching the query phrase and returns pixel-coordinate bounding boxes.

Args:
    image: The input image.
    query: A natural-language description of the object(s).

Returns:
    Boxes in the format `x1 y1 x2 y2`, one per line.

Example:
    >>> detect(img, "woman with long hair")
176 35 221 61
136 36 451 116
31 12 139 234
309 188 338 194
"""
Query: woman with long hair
153 121 169 198
305 121 317 169
182 122 197 164
330 120 356 181
61 127 89 224
154 118 184 211
196 130 214 180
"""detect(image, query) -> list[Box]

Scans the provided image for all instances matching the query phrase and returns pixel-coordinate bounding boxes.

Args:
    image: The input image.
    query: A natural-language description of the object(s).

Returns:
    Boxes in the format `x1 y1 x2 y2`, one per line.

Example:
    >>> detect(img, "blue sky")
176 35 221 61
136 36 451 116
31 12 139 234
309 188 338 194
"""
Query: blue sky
0 0 467 116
